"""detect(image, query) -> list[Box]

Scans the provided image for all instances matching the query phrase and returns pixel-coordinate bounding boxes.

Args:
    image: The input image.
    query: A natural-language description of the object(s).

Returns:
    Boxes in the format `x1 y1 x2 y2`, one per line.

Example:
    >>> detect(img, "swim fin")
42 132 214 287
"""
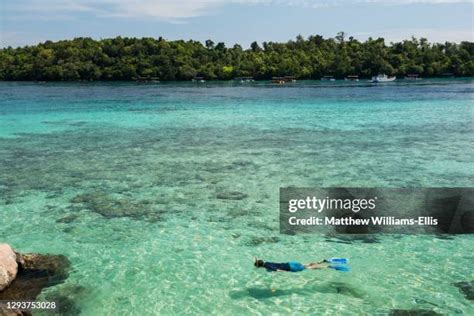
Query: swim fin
326 258 349 264
329 265 351 272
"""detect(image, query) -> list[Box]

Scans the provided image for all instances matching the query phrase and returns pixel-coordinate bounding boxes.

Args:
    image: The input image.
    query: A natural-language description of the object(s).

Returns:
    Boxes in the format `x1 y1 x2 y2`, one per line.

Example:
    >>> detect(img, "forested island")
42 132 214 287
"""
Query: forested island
0 33 473 81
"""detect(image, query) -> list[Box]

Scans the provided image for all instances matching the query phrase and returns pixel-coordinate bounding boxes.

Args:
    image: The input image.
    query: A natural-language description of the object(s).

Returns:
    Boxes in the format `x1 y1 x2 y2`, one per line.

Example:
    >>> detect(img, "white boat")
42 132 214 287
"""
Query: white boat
321 76 336 81
234 77 254 83
345 75 359 82
371 74 396 83
192 77 206 83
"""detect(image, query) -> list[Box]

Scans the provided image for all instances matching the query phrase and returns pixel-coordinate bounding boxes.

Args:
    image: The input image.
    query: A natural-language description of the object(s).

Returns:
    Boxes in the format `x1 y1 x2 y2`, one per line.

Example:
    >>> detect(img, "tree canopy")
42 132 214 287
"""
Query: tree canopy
1 33 473 81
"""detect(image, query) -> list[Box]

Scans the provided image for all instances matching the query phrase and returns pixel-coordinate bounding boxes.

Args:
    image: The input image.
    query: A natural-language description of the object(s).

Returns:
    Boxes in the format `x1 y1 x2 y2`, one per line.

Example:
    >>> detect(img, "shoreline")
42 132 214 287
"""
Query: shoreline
0 77 472 84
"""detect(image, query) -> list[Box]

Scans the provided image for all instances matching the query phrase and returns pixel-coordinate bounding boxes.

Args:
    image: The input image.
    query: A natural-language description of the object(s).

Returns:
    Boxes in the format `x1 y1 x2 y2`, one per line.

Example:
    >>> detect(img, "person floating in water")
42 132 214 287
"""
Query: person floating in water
254 258 350 272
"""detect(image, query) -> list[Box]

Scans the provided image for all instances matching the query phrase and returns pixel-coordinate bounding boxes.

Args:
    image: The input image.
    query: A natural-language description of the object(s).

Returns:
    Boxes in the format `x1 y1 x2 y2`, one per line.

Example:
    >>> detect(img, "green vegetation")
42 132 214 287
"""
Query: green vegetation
1 32 473 81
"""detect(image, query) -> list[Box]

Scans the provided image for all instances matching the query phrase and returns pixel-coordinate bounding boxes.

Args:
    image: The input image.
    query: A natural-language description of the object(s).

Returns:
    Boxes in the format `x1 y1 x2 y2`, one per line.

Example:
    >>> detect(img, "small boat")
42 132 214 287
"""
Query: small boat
321 76 336 81
271 77 286 84
192 76 206 83
371 74 396 83
345 75 359 82
283 76 296 83
234 77 254 83
133 76 160 83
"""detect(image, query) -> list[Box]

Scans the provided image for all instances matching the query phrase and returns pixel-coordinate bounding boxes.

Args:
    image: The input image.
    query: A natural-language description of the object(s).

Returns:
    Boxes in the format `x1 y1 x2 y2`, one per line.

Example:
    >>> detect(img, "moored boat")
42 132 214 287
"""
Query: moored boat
234 76 254 83
321 75 336 81
271 77 286 84
371 74 396 83
345 75 359 82
133 76 160 83
192 76 206 83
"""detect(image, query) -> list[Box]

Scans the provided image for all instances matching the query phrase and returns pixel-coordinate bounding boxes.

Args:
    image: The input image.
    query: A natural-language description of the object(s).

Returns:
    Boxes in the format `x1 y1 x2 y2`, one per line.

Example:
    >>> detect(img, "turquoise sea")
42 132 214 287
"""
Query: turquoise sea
0 79 473 315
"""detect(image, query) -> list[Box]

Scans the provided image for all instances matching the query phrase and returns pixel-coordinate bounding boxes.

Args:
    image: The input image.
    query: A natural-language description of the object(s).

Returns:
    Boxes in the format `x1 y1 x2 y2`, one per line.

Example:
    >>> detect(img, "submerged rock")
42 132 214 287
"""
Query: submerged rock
454 281 474 301
216 191 248 200
70 193 98 204
389 309 442 316
246 236 280 246
324 234 379 244
70 192 152 219
0 244 18 291
42 284 87 316
56 214 79 224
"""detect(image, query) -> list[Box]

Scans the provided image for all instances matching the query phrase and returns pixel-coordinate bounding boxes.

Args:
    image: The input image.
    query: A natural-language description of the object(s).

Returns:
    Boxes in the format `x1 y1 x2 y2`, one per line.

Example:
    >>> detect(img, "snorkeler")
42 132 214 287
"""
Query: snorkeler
254 258 350 272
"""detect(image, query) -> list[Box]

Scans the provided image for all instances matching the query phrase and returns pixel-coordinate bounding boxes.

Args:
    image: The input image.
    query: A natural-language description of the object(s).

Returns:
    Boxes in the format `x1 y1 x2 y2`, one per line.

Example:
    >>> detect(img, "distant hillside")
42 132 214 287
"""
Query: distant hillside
1 33 473 81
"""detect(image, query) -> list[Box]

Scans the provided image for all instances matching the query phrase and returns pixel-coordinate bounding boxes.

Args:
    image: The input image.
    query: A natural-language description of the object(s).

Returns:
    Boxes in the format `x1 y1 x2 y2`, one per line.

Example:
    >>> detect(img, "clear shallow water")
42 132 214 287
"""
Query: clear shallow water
0 79 473 315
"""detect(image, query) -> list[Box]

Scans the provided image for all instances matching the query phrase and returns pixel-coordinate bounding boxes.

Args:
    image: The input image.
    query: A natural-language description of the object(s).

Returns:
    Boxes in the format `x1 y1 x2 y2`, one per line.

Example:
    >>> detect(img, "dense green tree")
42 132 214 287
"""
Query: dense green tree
0 34 472 81
250 41 261 53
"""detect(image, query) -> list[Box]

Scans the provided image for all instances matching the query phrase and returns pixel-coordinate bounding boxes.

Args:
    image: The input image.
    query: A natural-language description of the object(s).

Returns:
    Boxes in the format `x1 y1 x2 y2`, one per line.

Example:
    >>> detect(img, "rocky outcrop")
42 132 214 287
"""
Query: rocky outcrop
0 244 71 316
0 253 70 301
216 191 248 200
0 306 23 316
70 192 153 219
0 244 18 291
